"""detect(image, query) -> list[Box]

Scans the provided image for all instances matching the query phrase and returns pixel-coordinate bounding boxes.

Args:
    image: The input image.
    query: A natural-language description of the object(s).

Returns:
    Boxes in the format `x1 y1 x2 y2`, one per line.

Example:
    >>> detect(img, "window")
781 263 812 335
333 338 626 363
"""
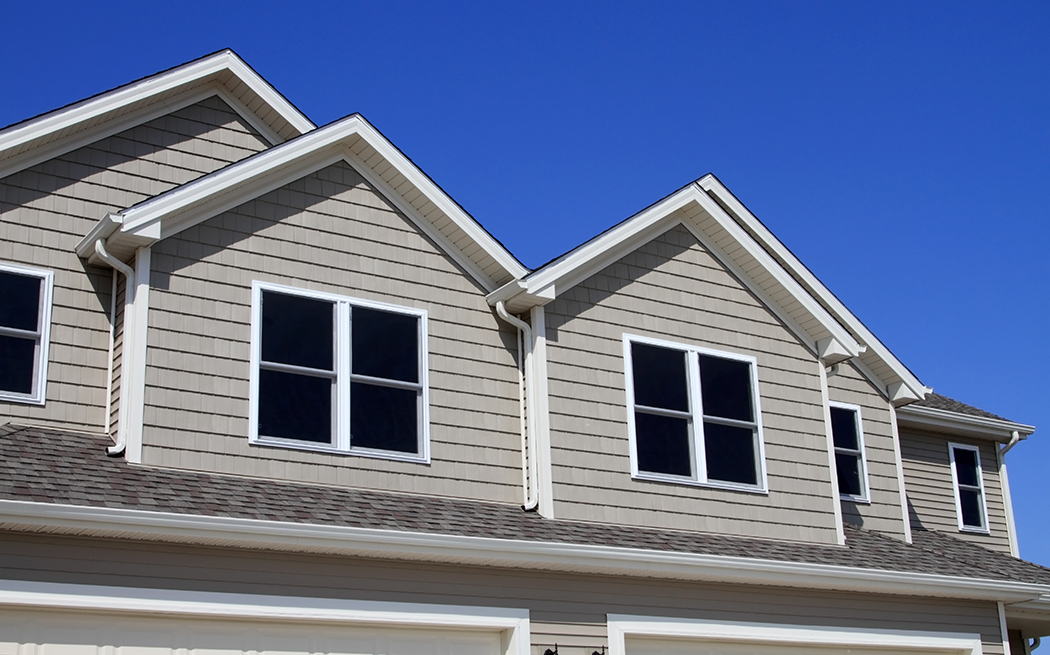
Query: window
0 263 54 405
249 282 429 462
949 443 988 532
829 402 869 502
624 334 766 491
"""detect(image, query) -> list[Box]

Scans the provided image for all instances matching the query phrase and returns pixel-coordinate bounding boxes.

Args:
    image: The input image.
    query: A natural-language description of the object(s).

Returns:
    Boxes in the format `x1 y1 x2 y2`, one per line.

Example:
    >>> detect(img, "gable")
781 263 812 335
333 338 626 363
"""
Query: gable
0 49 313 181
490 178 930 405
140 160 523 502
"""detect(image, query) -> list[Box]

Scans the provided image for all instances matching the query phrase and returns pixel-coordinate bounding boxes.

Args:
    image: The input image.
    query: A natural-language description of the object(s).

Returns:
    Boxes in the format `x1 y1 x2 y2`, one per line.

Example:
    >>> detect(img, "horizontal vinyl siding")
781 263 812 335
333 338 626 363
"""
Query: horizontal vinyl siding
0 532 1006 655
545 224 840 544
900 429 1012 554
827 362 907 539
0 95 269 434
141 160 522 504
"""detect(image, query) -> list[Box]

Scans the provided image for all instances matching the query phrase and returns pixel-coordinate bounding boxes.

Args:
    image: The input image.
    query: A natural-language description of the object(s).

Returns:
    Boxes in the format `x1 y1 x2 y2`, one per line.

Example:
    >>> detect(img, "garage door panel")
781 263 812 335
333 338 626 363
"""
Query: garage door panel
0 609 502 655
628 636 946 655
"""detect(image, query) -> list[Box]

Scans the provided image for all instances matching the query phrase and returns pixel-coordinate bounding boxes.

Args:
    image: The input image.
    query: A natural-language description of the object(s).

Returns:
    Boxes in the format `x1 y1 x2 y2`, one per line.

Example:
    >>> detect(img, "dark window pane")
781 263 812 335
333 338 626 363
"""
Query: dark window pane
0 271 41 331
959 488 984 527
635 411 692 477
836 452 863 497
830 407 859 450
261 291 333 371
0 335 36 394
258 369 333 443
351 382 418 453
631 343 689 412
352 307 418 383
953 448 980 487
698 355 753 422
704 421 757 485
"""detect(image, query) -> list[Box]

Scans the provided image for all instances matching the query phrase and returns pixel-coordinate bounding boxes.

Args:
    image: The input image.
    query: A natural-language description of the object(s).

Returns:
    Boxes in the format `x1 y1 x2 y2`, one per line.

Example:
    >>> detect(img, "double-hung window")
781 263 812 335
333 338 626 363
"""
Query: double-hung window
949 442 988 532
249 282 429 462
0 263 54 405
624 334 767 491
829 402 869 502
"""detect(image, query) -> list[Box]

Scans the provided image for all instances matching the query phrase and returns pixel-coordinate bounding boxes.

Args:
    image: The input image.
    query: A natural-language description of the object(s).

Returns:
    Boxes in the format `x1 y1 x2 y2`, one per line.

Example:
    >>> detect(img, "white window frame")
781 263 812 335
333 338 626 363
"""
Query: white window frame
829 401 870 503
248 281 430 463
0 262 54 405
623 334 768 493
949 442 990 534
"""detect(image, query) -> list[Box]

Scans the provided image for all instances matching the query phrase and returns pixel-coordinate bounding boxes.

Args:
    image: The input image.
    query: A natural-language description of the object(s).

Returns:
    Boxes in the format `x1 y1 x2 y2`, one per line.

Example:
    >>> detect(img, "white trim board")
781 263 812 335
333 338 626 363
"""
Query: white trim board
0 579 531 655
607 614 984 655
0 499 1045 603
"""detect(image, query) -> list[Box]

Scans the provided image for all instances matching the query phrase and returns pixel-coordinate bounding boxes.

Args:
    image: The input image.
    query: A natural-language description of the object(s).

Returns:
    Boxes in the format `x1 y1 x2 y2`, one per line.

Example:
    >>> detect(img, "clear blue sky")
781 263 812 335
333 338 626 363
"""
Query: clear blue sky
3 2 1048 562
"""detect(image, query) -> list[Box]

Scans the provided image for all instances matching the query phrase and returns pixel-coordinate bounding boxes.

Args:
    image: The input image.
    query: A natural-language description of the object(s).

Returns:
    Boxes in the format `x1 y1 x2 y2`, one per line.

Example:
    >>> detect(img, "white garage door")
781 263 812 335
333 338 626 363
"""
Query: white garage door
0 608 502 655
628 636 945 655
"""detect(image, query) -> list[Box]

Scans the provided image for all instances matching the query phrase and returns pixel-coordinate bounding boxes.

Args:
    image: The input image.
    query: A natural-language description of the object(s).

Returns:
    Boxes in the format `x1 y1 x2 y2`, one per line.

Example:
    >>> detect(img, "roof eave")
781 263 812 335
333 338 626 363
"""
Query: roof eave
896 404 1035 441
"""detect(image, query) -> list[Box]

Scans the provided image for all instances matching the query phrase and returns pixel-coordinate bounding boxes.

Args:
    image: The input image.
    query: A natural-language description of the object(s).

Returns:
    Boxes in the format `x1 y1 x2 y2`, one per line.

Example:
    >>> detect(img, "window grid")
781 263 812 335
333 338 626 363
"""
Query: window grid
0 262 54 405
624 334 767 493
828 403 869 503
949 442 989 533
249 281 430 463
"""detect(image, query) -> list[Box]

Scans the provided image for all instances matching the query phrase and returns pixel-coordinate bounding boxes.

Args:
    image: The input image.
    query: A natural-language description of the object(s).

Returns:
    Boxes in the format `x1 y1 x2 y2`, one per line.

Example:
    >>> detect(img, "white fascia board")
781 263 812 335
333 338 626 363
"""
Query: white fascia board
0 50 312 159
350 119 528 281
896 405 1035 441
0 499 1045 603
697 175 930 401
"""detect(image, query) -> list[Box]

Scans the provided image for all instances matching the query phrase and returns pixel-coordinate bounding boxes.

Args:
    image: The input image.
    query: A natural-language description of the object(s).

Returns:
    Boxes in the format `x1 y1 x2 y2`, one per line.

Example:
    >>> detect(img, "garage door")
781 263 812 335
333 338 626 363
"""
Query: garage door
628 636 945 655
0 607 502 655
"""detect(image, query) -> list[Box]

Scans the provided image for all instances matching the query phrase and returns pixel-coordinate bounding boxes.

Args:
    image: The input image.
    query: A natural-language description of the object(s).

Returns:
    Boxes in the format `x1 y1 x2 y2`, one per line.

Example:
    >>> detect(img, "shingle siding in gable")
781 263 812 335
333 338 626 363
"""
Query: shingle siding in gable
544 223 841 544
826 361 908 539
0 95 270 434
900 429 1013 554
140 160 523 504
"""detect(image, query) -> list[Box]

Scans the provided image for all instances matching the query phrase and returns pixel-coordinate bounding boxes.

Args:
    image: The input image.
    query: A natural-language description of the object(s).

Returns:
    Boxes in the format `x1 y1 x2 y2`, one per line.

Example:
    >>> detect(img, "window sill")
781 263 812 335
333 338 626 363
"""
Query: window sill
839 494 871 504
250 437 431 465
959 525 991 535
632 471 768 495
0 391 45 406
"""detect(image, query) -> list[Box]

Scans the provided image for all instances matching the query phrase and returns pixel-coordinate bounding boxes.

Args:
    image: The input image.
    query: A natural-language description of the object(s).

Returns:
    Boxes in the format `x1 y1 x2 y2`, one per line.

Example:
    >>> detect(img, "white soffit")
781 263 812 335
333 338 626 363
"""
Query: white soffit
895 404 1035 441
0 49 315 180
76 114 527 292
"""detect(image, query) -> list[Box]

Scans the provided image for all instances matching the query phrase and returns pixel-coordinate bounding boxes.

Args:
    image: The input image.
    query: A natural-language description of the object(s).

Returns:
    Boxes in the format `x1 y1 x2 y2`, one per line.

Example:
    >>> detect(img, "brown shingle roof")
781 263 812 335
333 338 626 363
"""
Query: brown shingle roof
2 423 1049 587
913 393 1009 421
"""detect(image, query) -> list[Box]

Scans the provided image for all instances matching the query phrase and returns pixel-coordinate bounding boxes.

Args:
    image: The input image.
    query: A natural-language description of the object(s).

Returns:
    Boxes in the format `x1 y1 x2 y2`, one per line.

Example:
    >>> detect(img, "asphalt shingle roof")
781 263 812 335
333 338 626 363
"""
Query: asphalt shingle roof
913 393 1010 422
2 423 1049 587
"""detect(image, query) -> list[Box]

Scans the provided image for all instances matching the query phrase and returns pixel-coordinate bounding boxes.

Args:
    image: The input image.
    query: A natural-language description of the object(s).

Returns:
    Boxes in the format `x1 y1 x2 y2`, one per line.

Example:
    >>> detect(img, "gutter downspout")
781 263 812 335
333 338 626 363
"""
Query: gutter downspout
495 301 539 511
999 430 1024 557
93 239 135 456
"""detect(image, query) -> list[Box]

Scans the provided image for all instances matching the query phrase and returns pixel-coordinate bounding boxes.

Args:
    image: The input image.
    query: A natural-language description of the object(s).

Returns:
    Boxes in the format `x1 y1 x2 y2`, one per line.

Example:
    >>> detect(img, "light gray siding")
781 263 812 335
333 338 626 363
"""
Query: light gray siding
544 223 840 544
0 95 270 434
140 160 523 504
0 531 1008 655
826 362 907 539
900 429 1012 553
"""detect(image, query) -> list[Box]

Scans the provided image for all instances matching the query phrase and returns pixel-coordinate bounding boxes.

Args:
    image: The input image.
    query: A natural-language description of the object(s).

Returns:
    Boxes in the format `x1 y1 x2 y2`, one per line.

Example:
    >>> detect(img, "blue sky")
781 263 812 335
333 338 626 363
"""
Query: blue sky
3 2 1048 562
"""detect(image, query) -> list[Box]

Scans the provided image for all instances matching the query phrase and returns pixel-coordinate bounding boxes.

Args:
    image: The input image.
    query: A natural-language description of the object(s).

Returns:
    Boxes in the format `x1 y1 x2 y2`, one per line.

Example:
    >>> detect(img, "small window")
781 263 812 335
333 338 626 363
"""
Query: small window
829 403 869 502
250 282 429 462
625 335 766 492
0 263 54 405
949 443 989 532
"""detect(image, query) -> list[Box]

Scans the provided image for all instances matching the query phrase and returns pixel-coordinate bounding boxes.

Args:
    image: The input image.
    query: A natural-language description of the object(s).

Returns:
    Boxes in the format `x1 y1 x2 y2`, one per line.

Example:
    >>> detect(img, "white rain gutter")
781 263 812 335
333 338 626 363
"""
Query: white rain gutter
92 239 134 456
495 301 539 511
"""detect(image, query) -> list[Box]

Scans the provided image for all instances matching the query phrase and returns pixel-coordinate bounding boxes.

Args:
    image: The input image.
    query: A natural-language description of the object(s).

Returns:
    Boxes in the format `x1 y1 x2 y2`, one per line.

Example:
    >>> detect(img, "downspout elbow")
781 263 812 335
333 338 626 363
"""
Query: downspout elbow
495 301 539 512
93 239 134 456
1001 430 1023 456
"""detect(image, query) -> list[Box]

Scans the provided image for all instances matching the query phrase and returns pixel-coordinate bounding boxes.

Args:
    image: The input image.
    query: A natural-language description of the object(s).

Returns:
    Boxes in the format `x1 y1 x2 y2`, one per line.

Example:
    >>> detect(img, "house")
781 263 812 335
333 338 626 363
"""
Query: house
1 49 1049 655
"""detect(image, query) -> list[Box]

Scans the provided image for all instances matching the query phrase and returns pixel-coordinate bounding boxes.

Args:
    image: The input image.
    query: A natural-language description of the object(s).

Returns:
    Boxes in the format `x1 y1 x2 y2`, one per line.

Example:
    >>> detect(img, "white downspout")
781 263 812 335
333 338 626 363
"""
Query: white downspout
495 301 539 511
93 239 135 456
999 430 1024 557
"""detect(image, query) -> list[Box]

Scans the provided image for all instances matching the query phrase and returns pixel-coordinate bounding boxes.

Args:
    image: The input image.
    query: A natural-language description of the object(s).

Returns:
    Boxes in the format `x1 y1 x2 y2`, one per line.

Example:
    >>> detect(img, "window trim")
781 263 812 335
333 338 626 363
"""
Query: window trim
948 441 990 534
248 281 430 463
0 262 54 406
623 333 768 494
828 401 870 504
